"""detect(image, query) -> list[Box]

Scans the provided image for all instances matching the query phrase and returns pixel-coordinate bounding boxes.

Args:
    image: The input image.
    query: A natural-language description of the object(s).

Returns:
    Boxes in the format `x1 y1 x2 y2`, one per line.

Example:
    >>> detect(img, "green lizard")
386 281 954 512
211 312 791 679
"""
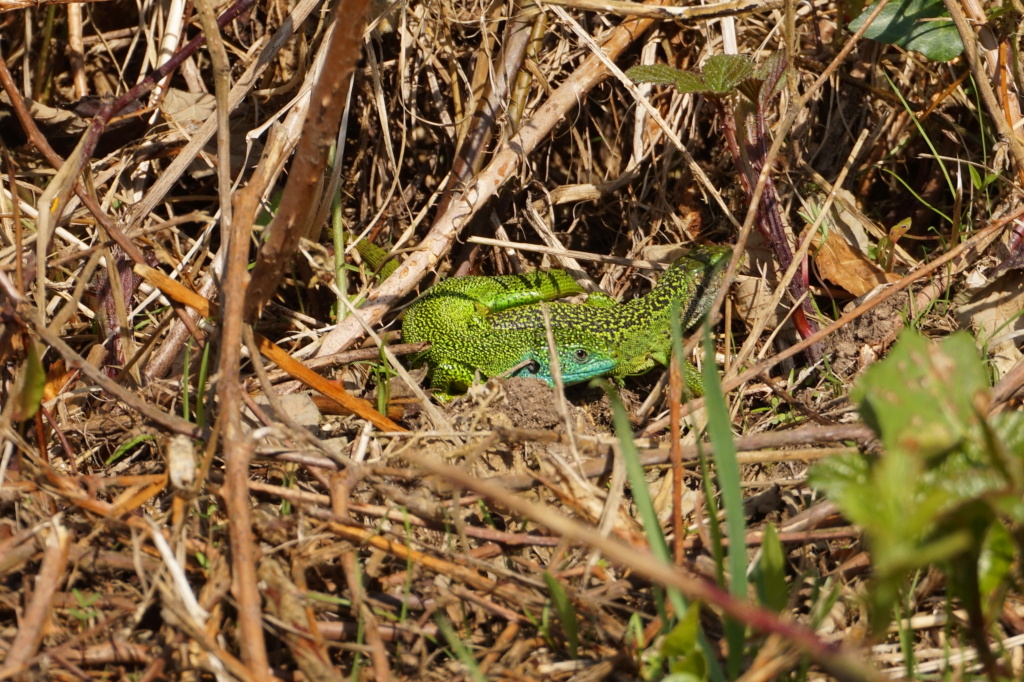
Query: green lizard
353 239 620 398
475 244 732 395
355 239 729 398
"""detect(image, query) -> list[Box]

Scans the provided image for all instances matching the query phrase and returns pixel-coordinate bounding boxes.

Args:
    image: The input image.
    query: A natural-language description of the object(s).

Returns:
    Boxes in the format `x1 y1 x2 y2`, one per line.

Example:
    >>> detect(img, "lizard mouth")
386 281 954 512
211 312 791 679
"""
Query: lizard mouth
559 358 618 384
507 354 617 386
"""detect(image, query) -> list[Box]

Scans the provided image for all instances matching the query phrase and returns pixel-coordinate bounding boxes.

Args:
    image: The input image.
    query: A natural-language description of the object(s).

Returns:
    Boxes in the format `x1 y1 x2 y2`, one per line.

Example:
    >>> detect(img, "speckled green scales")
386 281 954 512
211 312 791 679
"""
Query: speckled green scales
355 241 618 397
398 245 731 399
401 271 619 398
485 245 732 392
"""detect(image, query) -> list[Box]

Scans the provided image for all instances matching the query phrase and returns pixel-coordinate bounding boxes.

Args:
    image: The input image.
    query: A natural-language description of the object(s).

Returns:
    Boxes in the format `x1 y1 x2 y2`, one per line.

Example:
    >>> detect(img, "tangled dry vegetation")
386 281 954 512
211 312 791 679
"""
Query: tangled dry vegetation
2 0 1024 679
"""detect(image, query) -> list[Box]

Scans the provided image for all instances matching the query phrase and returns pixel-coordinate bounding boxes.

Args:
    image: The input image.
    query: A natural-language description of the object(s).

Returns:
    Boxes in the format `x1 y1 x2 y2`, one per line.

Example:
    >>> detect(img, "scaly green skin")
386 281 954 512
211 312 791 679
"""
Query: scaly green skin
359 238 729 398
401 271 619 398
402 270 585 349
353 237 401 280
425 326 618 399
483 245 732 395
358 238 585 347
355 239 617 397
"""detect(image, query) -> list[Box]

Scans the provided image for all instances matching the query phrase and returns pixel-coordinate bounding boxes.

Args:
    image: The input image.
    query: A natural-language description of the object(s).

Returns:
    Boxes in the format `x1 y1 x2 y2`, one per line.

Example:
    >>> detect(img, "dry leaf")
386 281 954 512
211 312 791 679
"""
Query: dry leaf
43 359 74 402
160 89 217 127
810 231 900 296
954 270 1024 380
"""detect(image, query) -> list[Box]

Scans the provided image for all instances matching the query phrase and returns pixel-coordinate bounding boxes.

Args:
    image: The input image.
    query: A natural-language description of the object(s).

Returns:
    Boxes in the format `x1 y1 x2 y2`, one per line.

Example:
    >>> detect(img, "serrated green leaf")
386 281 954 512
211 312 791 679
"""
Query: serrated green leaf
626 64 685 86
10 339 45 422
810 330 1014 634
807 451 872 517
991 412 1024 484
895 413 1024 525
755 51 788 108
627 64 705 93
701 55 753 94
853 331 988 462
668 70 712 94
850 0 963 62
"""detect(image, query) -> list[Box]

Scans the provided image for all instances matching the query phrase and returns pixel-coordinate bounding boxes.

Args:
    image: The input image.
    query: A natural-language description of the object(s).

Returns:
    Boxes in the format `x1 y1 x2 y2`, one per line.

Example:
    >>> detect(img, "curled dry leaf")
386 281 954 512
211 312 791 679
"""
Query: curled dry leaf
954 270 1024 380
810 231 901 297
43 359 74 402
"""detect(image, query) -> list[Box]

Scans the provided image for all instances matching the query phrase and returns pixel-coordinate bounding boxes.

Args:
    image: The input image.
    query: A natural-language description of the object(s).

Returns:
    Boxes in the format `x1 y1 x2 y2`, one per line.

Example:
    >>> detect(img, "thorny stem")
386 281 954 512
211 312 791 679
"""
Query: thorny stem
715 91 820 350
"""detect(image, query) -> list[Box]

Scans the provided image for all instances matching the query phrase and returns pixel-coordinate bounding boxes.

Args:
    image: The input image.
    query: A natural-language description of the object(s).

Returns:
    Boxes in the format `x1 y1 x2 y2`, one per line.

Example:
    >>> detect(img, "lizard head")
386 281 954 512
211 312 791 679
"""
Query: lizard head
510 340 618 387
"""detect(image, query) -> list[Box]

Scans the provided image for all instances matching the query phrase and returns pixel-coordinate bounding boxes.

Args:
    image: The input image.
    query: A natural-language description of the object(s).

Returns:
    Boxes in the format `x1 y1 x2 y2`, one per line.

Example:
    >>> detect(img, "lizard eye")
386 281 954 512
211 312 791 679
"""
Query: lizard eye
574 349 589 362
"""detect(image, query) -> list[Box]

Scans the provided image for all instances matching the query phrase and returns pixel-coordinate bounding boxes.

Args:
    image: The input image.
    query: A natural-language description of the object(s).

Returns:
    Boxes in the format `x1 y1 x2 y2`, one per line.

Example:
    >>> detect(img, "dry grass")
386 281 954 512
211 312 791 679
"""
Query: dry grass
2 0 1024 679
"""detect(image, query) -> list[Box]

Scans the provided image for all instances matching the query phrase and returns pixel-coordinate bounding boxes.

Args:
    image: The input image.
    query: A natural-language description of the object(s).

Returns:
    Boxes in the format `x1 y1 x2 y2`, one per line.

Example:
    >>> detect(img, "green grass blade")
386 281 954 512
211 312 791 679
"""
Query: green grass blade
606 386 723 680
884 71 955 220
542 571 579 657
701 323 748 677
434 615 486 682
753 523 788 613
605 385 680 612
196 337 212 429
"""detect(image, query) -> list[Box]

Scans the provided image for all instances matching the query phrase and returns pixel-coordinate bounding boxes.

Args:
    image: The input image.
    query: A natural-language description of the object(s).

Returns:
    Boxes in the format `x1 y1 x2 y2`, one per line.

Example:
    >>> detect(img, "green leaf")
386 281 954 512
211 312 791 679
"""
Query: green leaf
602 381 725 681
668 71 710 94
968 164 982 190
255 188 283 228
809 330 1001 631
700 55 753 94
850 0 964 62
977 521 1014 618
700 323 747 676
852 331 988 462
604 384 680 614
626 64 686 86
754 51 788 108
627 64 707 93
542 572 579 658
662 605 708 680
107 433 157 466
662 674 706 682
753 523 788 613
661 605 698 657
10 339 45 422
